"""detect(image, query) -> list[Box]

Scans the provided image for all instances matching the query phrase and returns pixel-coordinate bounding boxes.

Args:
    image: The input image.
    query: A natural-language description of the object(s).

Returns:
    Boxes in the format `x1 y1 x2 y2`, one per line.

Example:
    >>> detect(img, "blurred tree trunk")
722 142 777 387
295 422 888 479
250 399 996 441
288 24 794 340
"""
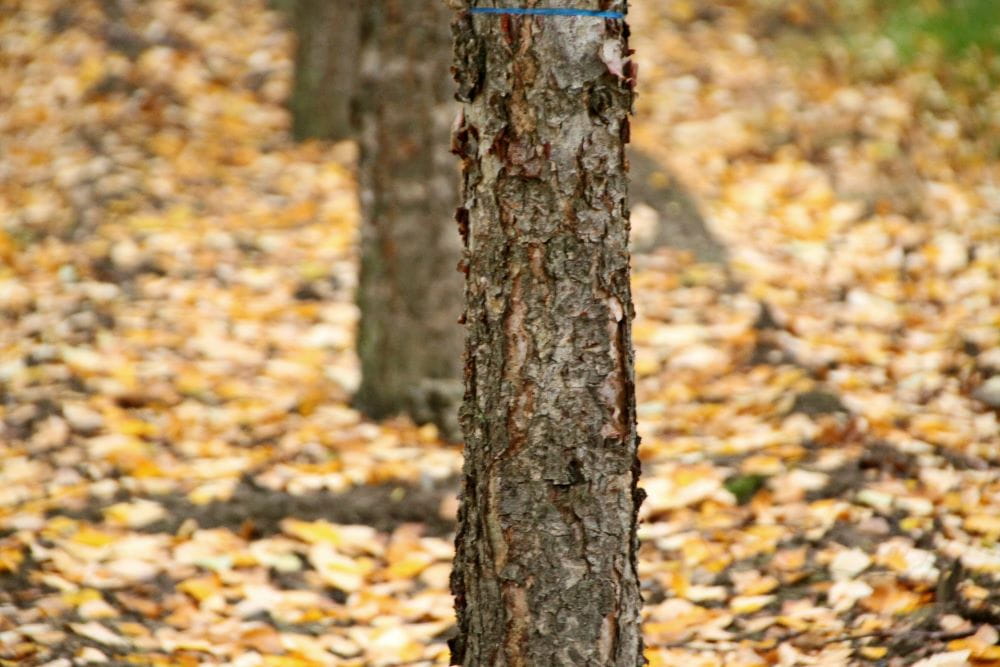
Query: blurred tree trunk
449 4 644 665
267 0 296 13
289 0 360 140
354 0 464 439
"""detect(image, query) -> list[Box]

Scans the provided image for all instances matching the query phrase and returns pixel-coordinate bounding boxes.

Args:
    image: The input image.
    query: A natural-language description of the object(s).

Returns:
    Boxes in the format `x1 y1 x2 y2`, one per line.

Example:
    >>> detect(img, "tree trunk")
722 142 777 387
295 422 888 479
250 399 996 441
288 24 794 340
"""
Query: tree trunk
354 0 465 439
449 4 644 665
289 0 361 141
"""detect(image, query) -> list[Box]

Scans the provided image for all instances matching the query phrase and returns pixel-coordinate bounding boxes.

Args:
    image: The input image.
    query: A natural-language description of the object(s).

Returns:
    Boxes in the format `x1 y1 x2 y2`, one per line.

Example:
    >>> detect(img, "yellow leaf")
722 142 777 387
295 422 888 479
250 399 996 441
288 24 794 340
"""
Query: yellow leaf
949 625 1000 659
670 1 695 22
176 369 210 395
741 455 784 476
117 622 152 638
730 595 776 614
776 615 810 631
773 547 807 572
62 589 101 606
0 544 24 573
881 549 909 573
43 516 80 538
103 500 167 528
62 347 106 376
386 553 433 580
241 626 283 654
261 656 322 667
72 527 118 548
282 519 344 548
417 423 439 443
187 480 237 506
299 608 326 623
309 545 372 592
70 622 130 648
117 418 158 438
297 262 328 281
859 646 888 660
0 230 18 263
148 133 184 159
280 200 317 226
860 584 924 615
78 597 119 620
635 350 660 377
976 646 1000 660
78 56 106 88
130 459 164 478
741 575 780 596
964 514 1000 535
177 575 221 602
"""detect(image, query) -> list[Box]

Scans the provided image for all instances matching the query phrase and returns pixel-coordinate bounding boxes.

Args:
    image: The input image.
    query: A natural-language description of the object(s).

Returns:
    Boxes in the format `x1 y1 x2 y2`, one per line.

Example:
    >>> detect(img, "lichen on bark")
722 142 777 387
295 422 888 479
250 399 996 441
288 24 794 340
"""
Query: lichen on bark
449 3 644 665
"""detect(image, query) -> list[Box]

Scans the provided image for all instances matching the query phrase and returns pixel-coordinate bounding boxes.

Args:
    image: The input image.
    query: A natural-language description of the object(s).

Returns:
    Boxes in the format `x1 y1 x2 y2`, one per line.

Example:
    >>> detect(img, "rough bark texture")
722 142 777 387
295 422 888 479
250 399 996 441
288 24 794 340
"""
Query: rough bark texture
289 0 361 141
354 0 465 439
449 3 644 665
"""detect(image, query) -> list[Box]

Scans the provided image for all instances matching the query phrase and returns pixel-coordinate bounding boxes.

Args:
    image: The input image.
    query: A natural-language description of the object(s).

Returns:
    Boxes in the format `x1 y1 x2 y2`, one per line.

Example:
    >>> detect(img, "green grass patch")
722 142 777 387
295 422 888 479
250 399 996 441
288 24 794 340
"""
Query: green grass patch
881 0 1000 60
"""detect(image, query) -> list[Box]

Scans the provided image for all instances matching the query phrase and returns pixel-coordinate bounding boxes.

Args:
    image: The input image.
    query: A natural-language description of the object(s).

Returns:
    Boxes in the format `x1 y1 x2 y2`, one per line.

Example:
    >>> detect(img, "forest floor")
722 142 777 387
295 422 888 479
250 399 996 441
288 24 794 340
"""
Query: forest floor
1 1 999 665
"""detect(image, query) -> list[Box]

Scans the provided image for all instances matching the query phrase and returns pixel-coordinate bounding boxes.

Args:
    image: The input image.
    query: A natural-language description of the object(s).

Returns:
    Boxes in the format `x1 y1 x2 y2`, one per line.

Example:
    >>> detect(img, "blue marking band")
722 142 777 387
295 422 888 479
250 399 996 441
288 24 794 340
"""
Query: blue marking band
469 7 625 19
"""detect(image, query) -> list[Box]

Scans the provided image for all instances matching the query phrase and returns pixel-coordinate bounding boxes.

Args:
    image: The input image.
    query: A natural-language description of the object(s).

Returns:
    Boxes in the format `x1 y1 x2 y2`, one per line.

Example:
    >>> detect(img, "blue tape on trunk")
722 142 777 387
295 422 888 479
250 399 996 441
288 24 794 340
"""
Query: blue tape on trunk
469 7 625 19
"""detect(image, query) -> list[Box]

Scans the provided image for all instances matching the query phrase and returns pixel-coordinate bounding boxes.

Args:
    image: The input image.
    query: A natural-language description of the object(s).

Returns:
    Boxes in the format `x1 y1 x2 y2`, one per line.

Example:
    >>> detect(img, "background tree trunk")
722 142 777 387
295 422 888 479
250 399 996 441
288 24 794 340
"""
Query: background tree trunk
354 0 464 439
449 4 644 665
289 0 361 141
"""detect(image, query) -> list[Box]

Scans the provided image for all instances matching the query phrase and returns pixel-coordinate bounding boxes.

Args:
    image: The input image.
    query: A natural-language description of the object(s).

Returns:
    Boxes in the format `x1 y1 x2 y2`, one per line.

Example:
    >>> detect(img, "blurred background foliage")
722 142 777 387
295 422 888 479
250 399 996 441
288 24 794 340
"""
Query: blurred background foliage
880 0 1000 60
728 0 1000 158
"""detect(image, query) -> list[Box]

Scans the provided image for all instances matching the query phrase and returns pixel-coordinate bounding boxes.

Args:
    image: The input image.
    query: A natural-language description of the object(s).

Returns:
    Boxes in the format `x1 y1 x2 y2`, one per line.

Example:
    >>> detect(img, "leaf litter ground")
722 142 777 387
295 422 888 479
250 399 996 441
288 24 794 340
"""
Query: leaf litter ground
1 1 998 665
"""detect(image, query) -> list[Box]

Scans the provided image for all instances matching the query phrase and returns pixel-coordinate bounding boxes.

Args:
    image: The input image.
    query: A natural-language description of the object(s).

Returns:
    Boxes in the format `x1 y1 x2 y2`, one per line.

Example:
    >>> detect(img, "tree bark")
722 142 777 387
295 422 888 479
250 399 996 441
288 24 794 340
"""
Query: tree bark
354 0 465 439
449 3 644 665
289 0 361 141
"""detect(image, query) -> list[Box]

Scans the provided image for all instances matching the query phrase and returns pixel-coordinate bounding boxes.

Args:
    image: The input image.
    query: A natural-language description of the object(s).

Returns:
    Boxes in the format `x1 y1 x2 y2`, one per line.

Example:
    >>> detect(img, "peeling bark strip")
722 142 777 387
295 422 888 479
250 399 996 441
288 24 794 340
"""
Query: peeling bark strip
450 3 643 665
354 0 465 438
